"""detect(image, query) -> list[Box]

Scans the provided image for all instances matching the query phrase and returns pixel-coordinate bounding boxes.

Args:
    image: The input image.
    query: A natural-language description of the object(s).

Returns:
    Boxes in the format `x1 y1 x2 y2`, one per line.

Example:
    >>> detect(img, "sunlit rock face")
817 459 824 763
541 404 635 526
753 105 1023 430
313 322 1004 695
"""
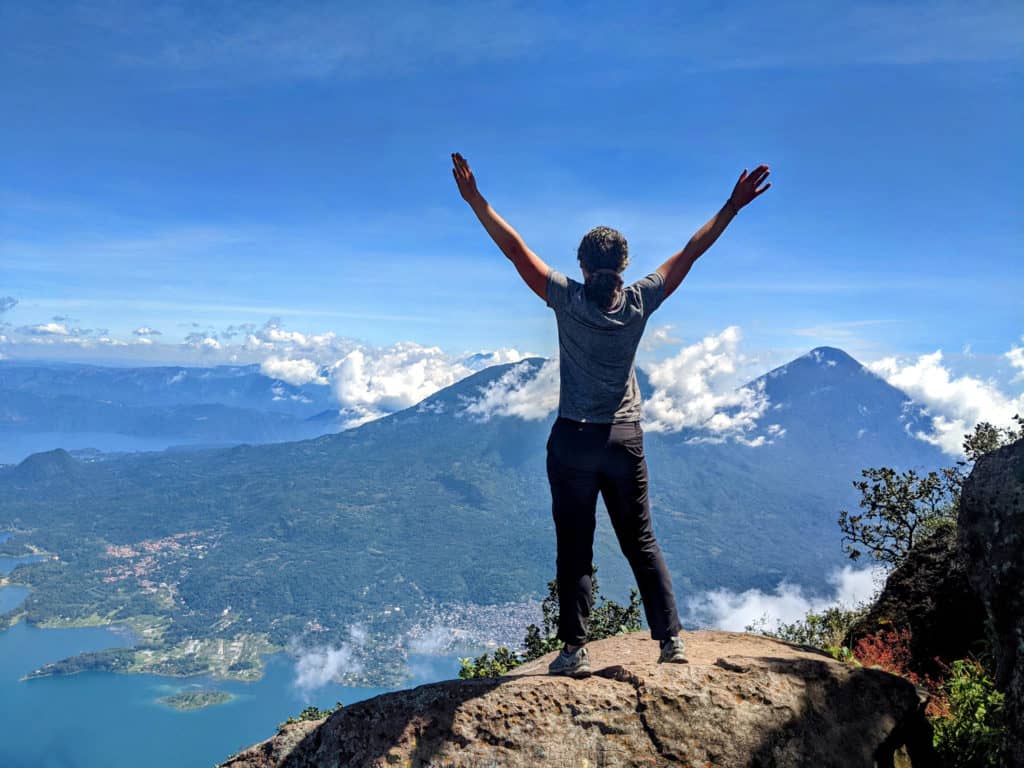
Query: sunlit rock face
221 631 933 768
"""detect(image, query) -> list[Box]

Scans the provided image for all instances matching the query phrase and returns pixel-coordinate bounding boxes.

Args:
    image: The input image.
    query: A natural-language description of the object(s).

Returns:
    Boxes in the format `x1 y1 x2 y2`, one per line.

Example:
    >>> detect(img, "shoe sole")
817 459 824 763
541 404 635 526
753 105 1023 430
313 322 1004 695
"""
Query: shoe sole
549 664 592 678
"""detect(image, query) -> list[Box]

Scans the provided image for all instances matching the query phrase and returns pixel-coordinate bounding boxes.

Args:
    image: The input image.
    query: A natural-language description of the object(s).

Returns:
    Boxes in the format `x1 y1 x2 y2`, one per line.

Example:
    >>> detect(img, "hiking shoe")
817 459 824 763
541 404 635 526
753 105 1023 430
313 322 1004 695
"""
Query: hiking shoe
548 645 591 677
658 635 688 663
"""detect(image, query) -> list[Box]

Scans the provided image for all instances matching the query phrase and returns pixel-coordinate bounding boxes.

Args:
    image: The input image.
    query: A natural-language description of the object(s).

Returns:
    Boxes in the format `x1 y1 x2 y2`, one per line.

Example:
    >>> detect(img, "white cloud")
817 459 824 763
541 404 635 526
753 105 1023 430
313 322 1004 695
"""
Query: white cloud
0 296 17 314
260 356 328 386
640 324 682 351
687 565 884 632
641 326 772 442
133 326 162 336
291 625 366 693
407 625 462 655
462 359 560 422
19 322 70 336
1006 338 1024 382
183 332 222 352
330 342 482 428
460 347 531 371
867 349 1024 456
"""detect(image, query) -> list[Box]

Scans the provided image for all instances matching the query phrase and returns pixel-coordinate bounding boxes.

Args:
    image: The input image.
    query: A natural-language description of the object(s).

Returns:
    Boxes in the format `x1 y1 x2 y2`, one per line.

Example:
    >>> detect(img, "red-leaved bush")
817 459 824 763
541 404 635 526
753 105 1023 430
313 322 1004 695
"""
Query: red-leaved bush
853 627 949 717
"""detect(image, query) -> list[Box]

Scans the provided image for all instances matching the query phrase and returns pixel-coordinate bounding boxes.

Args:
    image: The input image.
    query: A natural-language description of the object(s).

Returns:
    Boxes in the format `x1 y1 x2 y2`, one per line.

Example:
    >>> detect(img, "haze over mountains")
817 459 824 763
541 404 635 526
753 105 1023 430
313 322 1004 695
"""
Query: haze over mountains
0 346 950 682
0 362 337 463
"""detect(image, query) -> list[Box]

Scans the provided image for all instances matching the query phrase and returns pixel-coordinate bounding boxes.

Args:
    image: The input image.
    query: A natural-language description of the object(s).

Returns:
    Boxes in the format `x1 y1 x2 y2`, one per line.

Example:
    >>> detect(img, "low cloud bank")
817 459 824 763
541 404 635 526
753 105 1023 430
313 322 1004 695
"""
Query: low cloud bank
686 565 885 633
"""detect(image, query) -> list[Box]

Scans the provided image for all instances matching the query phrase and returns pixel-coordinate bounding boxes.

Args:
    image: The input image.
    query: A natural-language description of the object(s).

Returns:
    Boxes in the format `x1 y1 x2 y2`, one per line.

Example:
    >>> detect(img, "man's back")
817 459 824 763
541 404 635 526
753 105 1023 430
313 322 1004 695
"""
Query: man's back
545 268 666 423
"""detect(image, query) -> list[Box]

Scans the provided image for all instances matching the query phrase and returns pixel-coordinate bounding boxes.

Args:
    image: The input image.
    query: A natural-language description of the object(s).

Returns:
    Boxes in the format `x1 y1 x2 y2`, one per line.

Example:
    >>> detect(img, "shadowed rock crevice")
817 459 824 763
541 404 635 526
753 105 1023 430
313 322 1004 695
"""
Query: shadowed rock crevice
221 631 935 767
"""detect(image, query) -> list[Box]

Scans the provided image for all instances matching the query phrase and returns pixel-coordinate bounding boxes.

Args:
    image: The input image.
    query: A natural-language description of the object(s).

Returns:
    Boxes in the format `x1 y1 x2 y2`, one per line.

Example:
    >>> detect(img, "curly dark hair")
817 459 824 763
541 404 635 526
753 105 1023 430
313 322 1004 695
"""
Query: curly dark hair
577 226 628 309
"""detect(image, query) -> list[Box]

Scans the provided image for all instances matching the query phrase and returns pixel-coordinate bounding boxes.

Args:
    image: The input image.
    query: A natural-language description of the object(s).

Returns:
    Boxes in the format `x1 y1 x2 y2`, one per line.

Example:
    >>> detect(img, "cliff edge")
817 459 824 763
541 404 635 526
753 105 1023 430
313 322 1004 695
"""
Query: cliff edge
221 630 932 767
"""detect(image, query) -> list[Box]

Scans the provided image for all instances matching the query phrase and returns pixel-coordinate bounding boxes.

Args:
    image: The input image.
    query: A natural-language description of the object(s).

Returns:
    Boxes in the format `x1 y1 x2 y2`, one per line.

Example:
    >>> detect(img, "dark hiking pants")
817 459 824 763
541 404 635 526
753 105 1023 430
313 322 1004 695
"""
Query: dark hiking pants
546 416 682 646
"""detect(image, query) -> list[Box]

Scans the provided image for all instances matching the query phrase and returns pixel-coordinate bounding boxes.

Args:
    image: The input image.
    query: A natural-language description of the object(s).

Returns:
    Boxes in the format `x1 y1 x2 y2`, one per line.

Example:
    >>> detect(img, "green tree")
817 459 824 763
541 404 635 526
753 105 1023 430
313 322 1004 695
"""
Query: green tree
459 567 642 679
838 466 962 566
838 416 1021 568
960 415 1023 464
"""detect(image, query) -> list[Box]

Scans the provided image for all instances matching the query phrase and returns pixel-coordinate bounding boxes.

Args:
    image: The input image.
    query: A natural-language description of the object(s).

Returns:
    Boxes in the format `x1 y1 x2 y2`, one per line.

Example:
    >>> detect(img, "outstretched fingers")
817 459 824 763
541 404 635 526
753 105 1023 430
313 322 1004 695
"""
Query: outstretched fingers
745 165 771 198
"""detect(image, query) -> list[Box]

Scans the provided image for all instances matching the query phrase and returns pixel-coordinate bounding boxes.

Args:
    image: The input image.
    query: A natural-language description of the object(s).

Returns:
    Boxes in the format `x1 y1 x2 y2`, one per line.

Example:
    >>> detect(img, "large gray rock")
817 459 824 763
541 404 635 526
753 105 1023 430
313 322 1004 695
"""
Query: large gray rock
846 524 986 679
221 631 932 767
957 438 1024 766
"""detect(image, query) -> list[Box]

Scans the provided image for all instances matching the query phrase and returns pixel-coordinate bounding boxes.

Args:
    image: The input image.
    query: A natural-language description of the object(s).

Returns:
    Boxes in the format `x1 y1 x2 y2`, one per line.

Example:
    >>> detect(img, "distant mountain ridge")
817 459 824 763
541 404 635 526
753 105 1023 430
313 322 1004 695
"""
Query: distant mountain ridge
0 346 949 684
0 360 340 463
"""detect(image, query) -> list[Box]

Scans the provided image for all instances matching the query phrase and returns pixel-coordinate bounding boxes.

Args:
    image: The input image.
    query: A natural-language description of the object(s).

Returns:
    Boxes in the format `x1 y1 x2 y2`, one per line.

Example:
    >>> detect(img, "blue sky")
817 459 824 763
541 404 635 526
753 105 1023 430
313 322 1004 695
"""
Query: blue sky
1 1 1021 397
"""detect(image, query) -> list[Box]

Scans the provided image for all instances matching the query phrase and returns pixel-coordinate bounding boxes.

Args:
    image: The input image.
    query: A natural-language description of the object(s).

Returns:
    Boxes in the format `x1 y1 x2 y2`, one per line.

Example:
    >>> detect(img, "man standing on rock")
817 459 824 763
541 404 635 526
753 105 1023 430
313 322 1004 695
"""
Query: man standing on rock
452 151 771 676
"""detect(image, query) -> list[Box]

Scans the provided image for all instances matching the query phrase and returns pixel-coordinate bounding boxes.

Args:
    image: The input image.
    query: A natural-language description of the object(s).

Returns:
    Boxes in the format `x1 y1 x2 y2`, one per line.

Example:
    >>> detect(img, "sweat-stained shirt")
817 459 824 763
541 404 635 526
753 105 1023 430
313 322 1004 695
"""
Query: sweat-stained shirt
545 267 666 423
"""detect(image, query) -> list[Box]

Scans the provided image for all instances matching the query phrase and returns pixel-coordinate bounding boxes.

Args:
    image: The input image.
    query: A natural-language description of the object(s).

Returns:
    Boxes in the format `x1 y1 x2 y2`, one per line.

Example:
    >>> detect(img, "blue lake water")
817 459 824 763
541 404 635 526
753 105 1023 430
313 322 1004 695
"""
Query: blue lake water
0 579 462 768
0 617 462 768
0 554 47 575
0 585 30 614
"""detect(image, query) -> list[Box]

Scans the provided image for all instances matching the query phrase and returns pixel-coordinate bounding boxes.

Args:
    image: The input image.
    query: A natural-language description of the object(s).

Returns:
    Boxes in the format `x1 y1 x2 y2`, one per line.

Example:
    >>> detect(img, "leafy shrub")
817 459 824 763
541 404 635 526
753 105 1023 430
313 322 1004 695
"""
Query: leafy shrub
852 627 947 695
458 646 523 679
932 659 1005 768
746 604 867 662
458 568 642 679
279 701 344 729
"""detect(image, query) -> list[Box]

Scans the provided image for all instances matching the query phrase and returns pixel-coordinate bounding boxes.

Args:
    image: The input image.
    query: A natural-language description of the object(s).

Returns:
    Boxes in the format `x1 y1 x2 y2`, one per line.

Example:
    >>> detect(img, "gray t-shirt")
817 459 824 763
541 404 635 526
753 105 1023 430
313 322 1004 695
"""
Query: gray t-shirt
546 267 666 423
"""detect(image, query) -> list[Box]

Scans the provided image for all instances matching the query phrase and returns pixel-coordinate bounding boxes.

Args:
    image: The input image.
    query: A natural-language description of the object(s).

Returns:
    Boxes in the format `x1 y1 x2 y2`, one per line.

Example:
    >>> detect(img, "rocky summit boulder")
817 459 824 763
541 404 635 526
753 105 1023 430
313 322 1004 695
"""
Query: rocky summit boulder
957 438 1024 766
221 631 933 768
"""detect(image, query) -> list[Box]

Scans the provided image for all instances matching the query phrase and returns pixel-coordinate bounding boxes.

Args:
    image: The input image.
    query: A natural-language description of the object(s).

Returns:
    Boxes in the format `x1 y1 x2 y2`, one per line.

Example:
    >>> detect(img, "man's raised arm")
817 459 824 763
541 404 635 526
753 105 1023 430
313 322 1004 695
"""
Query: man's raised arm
452 152 549 301
657 165 771 300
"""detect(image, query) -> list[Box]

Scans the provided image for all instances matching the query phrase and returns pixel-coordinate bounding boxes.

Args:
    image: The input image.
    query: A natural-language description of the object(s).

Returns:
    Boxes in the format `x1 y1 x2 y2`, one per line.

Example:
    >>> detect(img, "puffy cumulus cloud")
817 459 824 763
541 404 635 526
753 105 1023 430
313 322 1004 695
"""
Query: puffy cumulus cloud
260 356 328 386
183 332 222 352
290 625 366 693
242 317 340 354
133 326 162 337
640 326 773 442
0 296 17 314
18 321 70 336
867 349 1024 456
687 565 884 632
330 342 483 428
462 359 559 422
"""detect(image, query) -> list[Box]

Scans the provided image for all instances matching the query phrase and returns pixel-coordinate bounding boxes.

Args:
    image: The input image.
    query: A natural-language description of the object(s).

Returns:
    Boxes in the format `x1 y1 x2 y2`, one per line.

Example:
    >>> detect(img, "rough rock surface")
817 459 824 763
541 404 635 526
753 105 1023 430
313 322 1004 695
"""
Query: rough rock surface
221 631 932 768
846 524 987 676
957 438 1024 766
